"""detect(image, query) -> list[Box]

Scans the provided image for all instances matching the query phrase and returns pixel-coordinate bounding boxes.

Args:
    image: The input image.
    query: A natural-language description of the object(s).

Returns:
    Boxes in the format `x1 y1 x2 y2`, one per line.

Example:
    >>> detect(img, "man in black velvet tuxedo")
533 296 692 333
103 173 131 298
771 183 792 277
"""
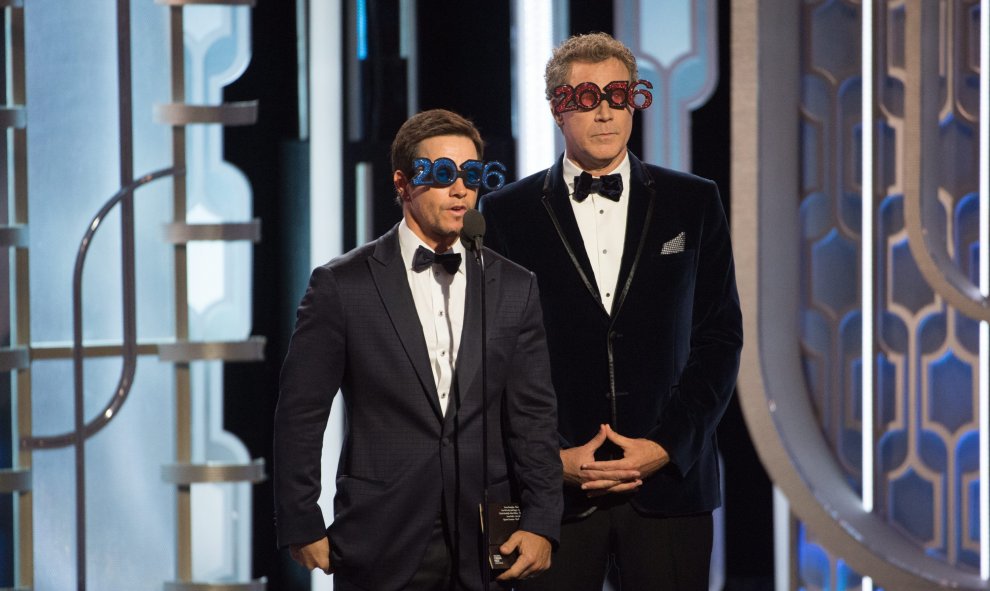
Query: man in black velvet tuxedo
479 34 742 590
274 109 562 590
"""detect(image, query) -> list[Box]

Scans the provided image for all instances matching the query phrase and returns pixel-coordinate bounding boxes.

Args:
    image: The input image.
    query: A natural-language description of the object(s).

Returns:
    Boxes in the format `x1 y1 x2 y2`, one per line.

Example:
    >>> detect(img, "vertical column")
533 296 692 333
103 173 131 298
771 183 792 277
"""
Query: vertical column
4 0 32 587
156 2 266 588
511 0 560 178
309 4 343 591
860 0 876 519
980 0 989 579
860 9 877 591
169 3 193 579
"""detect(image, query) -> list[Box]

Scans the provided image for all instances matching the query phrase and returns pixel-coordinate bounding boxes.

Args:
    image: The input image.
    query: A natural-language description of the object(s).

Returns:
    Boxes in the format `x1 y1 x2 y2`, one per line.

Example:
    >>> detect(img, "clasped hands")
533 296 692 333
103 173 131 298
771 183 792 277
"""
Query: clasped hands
561 423 669 497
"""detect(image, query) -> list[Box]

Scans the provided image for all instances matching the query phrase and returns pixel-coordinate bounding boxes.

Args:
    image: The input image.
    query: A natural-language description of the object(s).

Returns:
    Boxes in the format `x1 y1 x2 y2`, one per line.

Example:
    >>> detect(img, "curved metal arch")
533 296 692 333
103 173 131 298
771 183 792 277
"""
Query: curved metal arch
22 166 181 451
901 0 990 323
732 1 989 589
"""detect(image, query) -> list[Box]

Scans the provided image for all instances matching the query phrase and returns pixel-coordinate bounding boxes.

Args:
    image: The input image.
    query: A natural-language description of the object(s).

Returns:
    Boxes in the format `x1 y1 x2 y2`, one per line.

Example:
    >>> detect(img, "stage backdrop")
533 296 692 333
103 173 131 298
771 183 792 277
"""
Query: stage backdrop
734 1 988 590
0 1 265 590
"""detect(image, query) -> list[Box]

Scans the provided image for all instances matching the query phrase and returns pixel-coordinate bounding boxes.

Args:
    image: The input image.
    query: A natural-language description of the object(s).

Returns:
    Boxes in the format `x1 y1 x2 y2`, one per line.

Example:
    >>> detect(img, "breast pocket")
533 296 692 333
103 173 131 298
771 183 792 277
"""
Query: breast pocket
651 247 696 266
638 248 698 309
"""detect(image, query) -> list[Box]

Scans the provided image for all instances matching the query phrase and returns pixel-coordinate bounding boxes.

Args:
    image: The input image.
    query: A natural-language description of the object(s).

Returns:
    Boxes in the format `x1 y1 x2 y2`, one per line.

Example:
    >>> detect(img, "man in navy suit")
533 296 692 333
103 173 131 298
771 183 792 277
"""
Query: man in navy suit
479 33 742 590
274 109 562 590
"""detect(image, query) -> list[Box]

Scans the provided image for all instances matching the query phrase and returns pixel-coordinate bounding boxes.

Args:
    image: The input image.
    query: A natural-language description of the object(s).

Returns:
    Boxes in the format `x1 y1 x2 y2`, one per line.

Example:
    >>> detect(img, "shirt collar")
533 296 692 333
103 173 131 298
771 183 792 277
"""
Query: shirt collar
398 218 467 275
562 152 632 199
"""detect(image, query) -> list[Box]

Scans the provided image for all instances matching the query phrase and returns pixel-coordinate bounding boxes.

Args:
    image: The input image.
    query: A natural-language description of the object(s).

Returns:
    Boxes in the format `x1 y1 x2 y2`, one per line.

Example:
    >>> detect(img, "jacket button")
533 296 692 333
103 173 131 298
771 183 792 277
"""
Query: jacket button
441 437 450 446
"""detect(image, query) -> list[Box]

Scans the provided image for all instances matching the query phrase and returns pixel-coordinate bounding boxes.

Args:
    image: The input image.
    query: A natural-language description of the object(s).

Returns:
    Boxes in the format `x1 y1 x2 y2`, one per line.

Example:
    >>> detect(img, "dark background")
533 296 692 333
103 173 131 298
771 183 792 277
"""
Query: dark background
223 1 774 589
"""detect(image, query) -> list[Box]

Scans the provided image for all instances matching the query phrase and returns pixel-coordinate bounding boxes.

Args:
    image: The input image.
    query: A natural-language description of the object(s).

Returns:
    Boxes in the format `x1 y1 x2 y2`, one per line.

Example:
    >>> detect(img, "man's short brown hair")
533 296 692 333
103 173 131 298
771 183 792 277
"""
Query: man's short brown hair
390 109 484 178
544 32 639 100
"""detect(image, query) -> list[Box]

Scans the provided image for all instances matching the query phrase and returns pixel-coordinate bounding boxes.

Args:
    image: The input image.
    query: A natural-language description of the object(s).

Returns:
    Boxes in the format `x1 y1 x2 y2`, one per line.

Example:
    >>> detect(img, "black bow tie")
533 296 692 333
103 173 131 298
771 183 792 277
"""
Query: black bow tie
412 245 462 274
573 171 623 202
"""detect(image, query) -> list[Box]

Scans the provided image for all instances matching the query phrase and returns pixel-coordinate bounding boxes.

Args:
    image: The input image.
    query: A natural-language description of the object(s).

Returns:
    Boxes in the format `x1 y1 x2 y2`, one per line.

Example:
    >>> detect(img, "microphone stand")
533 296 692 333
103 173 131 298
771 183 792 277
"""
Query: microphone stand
473 239 490 589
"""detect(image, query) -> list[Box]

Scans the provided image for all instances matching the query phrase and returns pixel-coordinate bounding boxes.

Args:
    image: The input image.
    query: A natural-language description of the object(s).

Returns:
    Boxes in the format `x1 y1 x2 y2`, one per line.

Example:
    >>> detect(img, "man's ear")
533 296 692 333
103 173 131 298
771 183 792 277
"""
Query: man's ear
393 170 410 201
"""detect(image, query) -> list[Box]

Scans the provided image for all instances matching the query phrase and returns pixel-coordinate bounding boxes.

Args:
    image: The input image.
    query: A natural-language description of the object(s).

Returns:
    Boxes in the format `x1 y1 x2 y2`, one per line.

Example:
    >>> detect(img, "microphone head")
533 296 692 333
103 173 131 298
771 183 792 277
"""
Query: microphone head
460 208 486 250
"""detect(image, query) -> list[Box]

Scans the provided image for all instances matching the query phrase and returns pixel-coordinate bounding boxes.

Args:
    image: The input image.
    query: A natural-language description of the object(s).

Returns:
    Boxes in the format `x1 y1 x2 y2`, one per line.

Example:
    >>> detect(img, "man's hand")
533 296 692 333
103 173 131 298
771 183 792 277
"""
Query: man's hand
494 530 552 581
289 537 333 574
560 424 642 496
580 424 669 497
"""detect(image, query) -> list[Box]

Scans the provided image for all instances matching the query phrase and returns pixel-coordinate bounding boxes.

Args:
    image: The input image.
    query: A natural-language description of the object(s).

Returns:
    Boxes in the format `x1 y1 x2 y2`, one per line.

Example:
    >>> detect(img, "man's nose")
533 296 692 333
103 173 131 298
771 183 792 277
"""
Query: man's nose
449 177 468 197
594 100 614 121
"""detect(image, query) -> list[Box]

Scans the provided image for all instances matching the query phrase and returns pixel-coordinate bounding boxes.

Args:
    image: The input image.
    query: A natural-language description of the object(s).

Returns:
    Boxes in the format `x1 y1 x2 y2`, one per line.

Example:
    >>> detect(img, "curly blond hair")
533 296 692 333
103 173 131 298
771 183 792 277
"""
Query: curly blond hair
544 32 638 100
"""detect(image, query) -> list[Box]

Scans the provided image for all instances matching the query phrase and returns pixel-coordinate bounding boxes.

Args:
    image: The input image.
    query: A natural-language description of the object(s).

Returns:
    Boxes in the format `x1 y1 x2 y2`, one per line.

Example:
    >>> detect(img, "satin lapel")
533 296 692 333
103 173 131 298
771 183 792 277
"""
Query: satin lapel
611 154 656 319
540 156 606 314
369 226 443 420
448 251 500 425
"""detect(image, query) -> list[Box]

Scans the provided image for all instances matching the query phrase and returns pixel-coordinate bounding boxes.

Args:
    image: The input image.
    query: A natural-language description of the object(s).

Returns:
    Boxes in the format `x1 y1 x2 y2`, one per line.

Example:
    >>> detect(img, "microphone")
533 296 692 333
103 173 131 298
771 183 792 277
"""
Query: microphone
460 208 486 259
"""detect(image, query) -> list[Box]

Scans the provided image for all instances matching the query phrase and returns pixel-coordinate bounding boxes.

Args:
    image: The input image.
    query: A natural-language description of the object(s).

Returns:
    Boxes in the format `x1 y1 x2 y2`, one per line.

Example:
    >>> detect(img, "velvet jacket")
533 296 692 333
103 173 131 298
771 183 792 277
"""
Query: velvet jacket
273 224 562 590
479 153 742 518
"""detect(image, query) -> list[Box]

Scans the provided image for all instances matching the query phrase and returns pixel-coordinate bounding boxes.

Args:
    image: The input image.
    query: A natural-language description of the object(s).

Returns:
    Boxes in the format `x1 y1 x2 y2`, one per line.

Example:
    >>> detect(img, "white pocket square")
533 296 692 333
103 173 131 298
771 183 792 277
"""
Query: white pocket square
660 232 686 255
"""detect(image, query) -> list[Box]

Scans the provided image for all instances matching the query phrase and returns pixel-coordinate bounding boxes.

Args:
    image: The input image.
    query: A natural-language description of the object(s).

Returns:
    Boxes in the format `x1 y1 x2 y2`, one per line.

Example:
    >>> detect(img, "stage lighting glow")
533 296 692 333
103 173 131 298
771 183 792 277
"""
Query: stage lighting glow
512 0 557 178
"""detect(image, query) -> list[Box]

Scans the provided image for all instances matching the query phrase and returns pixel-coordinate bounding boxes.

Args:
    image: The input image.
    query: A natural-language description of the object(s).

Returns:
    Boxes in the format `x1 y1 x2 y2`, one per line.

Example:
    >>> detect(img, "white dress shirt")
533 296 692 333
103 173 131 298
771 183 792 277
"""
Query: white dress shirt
563 152 631 313
398 220 466 415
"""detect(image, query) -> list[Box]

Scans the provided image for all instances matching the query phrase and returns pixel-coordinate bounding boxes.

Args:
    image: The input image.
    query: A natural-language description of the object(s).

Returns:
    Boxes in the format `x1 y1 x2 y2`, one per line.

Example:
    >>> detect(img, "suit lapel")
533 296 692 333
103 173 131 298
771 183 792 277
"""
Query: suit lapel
447 250 498 425
611 153 656 319
369 225 443 420
540 156 606 314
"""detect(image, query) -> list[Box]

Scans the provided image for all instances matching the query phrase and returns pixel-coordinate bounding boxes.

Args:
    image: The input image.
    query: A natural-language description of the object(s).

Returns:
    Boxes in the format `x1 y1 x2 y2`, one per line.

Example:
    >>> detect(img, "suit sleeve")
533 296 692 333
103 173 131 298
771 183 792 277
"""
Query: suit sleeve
478 194 507 257
648 182 743 476
502 272 563 546
273 265 346 548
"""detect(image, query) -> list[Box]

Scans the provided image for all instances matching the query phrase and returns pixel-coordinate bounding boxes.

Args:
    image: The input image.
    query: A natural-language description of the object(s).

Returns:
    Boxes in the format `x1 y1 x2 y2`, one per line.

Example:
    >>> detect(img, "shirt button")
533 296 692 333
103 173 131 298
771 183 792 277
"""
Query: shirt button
439 311 444 317
440 351 446 357
602 249 608 254
606 292 611 298
599 209 604 214
441 392 447 398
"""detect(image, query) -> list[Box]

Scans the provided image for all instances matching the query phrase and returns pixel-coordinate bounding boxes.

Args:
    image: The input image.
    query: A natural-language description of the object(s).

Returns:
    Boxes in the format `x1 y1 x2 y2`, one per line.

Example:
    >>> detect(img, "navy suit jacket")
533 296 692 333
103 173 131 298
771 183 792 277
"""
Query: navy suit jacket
479 153 742 518
273 224 562 590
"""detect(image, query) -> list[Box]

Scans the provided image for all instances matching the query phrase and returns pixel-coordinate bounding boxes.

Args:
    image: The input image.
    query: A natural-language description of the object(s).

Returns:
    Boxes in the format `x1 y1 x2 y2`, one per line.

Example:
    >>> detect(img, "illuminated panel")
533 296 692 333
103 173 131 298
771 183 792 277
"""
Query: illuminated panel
309 2 344 590
980 0 989 579
511 0 557 178
861 0 875 515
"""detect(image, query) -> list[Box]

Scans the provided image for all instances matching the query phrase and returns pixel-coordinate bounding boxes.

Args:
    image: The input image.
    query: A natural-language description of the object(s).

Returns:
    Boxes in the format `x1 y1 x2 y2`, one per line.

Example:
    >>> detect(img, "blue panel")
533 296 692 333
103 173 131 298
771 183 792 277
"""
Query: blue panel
917 311 947 356
956 431 980 568
798 523 831 590
888 469 936 543
960 476 980 568
801 125 823 195
840 313 863 478
878 428 908 474
802 192 832 242
801 73 831 126
890 239 936 315
811 229 859 316
879 193 904 237
937 114 977 200
877 120 898 191
926 349 973 434
918 428 948 473
879 310 908 352
836 558 868 591
802 309 831 414
955 193 981 354
876 353 898 425
810 0 861 81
